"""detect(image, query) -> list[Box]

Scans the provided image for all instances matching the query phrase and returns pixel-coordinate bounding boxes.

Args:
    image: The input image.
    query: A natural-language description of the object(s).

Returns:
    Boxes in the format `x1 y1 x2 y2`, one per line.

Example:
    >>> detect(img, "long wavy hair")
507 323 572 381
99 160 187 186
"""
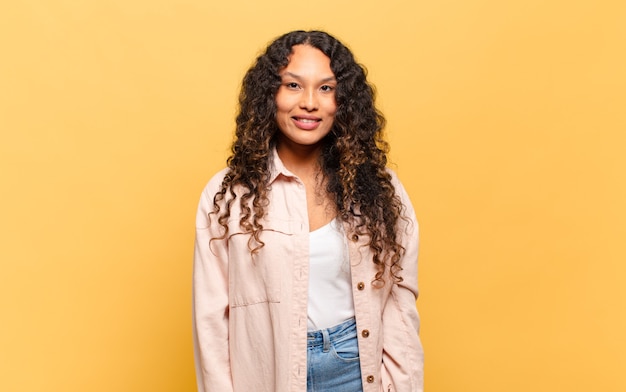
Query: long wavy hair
212 30 407 284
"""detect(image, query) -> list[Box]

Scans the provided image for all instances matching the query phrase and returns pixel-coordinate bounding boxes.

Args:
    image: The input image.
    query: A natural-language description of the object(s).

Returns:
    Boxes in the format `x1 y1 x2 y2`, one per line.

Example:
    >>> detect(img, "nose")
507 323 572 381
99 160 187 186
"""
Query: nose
299 88 318 111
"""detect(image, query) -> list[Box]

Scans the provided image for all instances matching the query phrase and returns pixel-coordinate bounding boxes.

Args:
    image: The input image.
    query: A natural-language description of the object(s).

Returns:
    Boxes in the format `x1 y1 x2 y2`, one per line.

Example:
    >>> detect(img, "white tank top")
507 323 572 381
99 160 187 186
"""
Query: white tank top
307 219 355 331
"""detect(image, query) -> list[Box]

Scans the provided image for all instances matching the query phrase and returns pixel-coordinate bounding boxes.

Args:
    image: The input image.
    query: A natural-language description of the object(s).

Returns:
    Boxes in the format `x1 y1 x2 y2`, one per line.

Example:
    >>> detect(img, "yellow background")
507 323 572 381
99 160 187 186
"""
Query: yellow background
1 0 624 391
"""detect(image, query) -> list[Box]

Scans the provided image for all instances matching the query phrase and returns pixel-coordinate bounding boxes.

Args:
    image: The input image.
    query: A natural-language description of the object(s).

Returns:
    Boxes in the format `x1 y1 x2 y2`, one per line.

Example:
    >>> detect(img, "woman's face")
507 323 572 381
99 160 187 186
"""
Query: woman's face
275 44 337 152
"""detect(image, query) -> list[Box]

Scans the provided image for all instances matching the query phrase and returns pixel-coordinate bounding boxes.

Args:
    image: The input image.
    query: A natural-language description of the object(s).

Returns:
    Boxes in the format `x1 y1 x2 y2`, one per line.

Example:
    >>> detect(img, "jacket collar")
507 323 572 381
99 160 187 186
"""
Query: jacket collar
268 147 298 184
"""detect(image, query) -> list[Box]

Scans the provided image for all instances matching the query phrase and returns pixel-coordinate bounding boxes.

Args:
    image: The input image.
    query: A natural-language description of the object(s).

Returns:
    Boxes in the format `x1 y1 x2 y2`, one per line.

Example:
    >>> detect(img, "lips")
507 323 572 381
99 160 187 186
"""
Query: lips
292 116 321 130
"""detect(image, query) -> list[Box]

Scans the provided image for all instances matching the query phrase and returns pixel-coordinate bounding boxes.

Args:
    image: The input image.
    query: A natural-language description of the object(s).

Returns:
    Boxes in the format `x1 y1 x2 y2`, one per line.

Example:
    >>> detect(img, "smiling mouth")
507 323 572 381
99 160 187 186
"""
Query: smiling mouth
293 117 320 123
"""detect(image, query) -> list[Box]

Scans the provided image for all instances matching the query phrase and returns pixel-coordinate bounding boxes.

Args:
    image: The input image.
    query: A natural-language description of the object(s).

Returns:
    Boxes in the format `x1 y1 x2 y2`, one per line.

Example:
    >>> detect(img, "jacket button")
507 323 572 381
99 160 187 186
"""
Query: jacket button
362 329 370 338
366 375 375 383
357 282 365 290
351 234 359 241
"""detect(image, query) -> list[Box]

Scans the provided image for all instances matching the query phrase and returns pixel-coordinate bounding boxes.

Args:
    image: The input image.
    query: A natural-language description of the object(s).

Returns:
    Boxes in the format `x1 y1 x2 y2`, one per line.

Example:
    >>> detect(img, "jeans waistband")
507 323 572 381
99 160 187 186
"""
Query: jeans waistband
307 317 357 350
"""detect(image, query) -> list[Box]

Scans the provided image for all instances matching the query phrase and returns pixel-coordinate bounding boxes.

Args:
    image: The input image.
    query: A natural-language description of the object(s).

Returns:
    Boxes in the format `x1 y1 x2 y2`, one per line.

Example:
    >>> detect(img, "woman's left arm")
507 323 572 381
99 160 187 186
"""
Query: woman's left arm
380 175 424 392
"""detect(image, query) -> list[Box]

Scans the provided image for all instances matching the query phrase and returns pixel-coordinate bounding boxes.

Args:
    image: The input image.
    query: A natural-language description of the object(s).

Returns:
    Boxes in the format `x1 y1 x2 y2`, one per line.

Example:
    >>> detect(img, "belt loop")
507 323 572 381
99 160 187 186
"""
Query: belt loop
322 328 330 352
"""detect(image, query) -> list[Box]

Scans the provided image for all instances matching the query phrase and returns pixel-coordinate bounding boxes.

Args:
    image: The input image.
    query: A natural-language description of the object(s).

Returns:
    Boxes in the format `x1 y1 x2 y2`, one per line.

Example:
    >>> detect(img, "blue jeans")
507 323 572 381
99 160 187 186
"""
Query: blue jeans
307 318 363 392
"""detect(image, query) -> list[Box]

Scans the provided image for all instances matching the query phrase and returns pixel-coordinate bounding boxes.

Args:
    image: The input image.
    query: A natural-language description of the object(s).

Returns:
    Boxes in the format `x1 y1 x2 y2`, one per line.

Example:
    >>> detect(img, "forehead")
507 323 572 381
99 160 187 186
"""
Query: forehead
281 45 334 77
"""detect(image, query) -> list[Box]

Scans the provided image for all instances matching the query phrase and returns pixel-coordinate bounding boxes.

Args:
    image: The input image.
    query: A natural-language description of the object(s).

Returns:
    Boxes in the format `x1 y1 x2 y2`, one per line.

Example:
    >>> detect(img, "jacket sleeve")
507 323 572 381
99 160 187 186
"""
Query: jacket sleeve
380 175 424 392
192 175 234 392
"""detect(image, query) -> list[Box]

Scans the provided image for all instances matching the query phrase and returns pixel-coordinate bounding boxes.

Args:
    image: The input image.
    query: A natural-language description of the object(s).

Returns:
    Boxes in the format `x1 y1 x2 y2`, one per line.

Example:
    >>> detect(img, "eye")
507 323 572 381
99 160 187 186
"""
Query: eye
285 82 300 89
320 85 334 92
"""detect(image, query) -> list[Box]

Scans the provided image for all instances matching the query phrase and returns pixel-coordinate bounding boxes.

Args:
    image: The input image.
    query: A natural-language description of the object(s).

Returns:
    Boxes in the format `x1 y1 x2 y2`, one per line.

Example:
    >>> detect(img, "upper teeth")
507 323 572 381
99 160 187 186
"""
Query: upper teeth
299 118 316 123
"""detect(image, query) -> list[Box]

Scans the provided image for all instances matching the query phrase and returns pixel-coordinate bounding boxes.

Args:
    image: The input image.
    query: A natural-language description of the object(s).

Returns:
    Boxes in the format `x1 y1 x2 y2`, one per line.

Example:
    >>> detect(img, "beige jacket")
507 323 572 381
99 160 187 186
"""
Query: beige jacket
193 151 423 391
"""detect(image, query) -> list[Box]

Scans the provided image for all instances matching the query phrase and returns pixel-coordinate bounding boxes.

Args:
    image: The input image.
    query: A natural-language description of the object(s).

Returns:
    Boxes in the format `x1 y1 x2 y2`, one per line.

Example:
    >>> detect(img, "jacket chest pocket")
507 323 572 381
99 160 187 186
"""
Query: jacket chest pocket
227 218 293 307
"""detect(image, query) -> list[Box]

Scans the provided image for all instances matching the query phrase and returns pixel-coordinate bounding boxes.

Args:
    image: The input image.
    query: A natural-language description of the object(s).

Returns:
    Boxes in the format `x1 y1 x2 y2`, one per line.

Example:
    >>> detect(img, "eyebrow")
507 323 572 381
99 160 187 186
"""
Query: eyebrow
282 72 336 83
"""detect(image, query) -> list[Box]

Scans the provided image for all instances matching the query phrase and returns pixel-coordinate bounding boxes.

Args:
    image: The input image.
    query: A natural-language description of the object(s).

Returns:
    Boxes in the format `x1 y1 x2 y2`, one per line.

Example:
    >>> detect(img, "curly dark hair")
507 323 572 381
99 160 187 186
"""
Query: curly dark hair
211 30 407 285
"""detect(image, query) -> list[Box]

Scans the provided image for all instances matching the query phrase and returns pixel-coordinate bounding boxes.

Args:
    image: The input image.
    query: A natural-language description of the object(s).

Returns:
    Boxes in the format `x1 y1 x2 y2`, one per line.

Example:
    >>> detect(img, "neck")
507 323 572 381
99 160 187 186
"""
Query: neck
276 140 323 179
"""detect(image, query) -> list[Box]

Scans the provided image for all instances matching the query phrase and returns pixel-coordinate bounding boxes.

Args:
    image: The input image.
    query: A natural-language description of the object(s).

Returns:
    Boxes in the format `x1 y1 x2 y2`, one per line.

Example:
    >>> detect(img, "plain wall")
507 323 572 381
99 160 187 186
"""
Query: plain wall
1 0 625 391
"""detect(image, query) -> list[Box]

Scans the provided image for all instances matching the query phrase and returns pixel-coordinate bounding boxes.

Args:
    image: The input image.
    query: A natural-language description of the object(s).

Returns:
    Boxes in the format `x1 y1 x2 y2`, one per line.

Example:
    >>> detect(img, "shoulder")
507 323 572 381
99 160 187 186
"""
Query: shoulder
385 167 409 198
385 167 401 183
195 168 231 215
385 167 419 225
200 168 230 198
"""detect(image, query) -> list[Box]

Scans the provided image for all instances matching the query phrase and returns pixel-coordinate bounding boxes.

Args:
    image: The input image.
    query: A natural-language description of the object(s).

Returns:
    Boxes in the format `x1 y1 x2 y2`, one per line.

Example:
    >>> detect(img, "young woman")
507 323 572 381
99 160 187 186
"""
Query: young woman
193 30 423 392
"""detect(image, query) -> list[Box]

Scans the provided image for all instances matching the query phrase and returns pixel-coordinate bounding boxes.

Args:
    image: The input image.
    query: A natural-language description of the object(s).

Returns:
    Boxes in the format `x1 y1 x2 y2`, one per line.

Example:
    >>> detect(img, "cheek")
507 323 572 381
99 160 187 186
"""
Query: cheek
274 91 285 112
326 95 337 115
275 90 294 113
327 101 337 117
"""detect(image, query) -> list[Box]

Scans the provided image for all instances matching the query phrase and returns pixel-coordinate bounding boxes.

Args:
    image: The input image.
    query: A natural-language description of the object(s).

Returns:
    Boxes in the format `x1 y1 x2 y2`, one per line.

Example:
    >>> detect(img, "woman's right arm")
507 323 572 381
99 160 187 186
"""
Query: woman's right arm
192 177 234 391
